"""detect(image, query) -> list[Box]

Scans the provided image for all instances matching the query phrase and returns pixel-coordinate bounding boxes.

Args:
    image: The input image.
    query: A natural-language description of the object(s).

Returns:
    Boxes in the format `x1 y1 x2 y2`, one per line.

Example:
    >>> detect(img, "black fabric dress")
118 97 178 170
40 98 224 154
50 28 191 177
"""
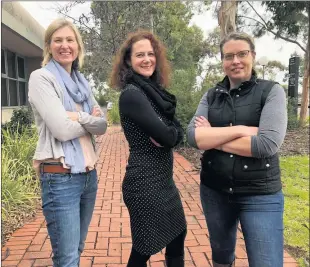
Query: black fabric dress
119 83 187 255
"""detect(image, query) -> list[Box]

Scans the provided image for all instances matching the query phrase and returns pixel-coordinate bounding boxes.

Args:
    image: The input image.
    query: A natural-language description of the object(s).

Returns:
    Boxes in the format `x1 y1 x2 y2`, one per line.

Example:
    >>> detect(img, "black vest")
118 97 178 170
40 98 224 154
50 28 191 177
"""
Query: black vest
201 75 282 195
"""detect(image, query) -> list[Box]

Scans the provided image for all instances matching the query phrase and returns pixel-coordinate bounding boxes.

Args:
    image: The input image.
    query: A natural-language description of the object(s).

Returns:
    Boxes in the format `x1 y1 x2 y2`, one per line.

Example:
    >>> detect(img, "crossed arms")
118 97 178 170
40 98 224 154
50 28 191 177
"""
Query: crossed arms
28 69 107 142
187 84 287 158
194 116 257 157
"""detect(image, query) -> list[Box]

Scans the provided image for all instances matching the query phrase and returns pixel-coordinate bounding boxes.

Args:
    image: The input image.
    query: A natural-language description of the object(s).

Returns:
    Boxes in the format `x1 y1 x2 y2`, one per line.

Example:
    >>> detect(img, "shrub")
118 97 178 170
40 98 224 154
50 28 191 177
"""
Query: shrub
108 100 120 124
2 107 34 141
169 68 205 144
96 93 108 107
1 127 39 223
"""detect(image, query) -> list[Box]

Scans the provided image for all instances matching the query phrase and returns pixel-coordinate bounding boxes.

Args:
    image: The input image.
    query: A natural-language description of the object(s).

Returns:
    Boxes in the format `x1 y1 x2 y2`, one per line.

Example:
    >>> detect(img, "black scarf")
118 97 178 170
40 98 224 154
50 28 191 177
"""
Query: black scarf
129 72 177 120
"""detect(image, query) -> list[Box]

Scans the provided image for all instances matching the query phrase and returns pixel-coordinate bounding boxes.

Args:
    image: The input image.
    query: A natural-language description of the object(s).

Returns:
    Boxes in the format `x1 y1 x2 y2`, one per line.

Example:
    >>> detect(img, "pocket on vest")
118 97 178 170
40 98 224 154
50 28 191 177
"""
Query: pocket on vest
234 157 269 181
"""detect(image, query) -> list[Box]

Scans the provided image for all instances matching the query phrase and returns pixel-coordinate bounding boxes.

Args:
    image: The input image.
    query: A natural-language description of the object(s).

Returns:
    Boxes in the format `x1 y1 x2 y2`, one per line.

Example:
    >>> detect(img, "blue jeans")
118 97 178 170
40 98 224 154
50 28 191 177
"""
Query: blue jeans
200 184 284 267
40 169 98 267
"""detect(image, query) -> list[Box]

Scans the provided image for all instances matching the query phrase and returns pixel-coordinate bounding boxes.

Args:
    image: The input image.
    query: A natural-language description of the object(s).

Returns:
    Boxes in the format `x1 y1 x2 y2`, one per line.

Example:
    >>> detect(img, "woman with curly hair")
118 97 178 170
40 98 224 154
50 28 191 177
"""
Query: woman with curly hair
110 30 187 267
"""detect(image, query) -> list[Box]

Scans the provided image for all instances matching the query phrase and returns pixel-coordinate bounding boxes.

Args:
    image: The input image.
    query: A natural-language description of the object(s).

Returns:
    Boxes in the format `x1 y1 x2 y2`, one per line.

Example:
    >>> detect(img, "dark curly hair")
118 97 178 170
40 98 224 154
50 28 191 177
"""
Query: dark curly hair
109 30 171 90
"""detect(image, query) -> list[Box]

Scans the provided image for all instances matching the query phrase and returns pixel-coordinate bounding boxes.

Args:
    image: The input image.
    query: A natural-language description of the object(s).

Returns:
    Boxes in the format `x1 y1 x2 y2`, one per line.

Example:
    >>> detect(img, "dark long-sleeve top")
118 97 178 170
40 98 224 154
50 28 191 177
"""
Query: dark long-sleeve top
119 86 182 148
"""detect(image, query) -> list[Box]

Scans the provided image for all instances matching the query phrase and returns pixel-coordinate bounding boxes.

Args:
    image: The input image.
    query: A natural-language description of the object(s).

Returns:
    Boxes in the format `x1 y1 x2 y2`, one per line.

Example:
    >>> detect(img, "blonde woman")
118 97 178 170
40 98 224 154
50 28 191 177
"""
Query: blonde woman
28 18 107 267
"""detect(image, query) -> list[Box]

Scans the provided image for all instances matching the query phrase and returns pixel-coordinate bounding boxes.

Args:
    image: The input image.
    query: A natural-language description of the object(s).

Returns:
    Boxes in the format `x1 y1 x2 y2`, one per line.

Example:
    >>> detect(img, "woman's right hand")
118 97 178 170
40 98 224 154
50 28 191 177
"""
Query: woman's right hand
195 116 211 128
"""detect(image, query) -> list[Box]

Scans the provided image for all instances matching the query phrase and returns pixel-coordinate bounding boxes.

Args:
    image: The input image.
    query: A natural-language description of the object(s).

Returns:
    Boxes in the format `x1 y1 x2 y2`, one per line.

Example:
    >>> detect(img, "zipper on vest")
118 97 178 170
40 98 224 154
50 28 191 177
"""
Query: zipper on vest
225 91 235 126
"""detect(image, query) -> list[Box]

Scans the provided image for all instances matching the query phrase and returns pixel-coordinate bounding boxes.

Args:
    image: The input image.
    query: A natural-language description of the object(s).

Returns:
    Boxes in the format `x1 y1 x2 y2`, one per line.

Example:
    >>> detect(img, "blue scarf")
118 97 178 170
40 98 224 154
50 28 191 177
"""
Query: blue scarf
45 59 94 173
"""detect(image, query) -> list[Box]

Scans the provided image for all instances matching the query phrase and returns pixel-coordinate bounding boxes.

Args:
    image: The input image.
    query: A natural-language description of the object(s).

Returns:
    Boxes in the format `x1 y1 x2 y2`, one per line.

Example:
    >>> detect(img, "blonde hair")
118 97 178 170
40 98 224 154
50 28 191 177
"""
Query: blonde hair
41 18 85 68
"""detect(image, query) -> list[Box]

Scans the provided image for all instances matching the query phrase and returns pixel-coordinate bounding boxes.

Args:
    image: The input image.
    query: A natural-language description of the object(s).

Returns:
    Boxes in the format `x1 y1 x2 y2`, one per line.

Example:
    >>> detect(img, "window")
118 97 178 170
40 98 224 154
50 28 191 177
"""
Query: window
19 82 27 106
1 49 6 74
18 57 25 79
9 80 18 106
1 49 27 107
1 78 8 106
7 50 16 78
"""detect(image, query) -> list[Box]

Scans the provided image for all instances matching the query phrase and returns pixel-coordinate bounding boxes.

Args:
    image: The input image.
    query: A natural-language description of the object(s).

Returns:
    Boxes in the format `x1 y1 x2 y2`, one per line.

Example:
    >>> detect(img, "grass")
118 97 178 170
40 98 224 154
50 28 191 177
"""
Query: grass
1 126 39 241
281 155 309 266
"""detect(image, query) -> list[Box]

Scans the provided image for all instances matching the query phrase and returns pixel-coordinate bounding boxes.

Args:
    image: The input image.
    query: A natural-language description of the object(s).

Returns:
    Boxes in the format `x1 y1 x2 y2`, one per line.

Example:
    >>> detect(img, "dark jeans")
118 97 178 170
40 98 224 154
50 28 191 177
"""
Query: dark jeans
127 229 187 267
200 184 284 267
40 169 98 267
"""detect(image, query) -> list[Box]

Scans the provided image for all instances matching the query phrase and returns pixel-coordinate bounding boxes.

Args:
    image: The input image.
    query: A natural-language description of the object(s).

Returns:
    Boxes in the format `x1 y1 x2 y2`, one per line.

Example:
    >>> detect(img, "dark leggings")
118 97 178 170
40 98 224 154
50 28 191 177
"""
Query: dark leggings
127 229 187 267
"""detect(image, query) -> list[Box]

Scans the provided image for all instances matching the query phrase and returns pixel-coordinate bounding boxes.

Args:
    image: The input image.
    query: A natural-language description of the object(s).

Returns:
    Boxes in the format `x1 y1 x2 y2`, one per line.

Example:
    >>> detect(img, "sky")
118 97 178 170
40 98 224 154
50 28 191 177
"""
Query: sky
19 1 304 83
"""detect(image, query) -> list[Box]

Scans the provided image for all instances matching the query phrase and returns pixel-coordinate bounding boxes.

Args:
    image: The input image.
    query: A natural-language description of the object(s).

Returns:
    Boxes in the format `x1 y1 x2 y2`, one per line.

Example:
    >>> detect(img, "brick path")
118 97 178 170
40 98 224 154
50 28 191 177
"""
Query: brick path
2 127 298 267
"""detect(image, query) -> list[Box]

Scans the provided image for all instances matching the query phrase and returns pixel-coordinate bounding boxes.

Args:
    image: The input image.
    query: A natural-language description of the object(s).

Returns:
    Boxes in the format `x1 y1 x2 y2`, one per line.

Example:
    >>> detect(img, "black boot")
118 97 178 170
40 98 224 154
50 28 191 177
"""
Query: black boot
165 255 184 267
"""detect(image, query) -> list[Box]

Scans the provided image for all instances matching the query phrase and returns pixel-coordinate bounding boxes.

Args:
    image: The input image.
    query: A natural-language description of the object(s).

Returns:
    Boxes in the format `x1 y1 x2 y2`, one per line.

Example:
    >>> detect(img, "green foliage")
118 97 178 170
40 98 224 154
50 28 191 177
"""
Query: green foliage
199 27 225 91
237 2 308 52
95 93 108 107
2 107 33 138
58 1 209 91
103 87 120 104
57 1 221 131
10 107 33 127
261 2 309 43
281 156 309 266
108 100 120 125
1 127 39 222
170 68 205 133
82 1 155 85
255 60 287 81
151 2 207 71
287 97 300 130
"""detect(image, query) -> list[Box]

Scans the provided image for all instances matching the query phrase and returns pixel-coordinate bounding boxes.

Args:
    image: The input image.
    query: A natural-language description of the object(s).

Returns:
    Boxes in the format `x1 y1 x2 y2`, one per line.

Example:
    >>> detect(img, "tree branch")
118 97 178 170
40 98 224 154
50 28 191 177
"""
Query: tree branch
237 15 265 28
54 4 103 41
246 1 306 52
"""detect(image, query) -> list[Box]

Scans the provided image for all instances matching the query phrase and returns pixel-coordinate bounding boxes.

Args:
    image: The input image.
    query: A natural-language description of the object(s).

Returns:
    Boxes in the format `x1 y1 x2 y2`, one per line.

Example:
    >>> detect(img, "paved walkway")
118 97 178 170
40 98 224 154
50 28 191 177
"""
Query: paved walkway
2 127 298 267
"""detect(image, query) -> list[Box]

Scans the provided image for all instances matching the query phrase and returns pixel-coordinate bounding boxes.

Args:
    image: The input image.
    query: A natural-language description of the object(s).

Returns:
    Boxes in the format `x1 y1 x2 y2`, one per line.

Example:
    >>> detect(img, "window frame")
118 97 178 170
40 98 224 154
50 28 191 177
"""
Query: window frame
1 49 27 107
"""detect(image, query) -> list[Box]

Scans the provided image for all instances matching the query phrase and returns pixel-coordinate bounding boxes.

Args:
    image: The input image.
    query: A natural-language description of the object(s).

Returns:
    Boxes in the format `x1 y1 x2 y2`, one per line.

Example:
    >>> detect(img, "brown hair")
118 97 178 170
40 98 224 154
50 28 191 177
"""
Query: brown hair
109 30 171 89
42 18 85 68
219 32 255 60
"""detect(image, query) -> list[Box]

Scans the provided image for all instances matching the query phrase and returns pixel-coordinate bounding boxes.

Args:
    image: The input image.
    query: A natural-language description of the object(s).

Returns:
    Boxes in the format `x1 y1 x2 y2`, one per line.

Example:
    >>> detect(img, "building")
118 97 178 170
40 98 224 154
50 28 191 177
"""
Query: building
1 2 45 123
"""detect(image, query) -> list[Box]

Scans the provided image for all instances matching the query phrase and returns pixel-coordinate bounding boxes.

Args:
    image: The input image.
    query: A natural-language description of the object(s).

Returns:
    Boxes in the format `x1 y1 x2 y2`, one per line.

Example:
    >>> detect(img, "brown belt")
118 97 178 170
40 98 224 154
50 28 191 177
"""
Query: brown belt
41 164 90 174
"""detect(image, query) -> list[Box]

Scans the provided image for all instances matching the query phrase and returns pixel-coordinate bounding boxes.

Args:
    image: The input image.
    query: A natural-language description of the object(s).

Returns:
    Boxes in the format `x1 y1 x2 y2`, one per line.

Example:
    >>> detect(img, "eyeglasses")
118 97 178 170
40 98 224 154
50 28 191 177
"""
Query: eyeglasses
223 50 252 61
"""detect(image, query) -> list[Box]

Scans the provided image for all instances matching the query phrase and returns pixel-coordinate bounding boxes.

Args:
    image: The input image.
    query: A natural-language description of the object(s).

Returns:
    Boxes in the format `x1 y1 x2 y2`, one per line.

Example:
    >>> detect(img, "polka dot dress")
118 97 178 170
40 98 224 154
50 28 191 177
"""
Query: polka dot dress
119 85 187 255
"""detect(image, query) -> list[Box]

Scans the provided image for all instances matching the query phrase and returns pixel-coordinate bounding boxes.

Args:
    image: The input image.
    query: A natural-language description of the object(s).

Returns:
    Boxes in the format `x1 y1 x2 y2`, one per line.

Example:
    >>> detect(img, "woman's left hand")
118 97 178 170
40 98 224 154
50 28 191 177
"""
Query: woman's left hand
92 106 102 117
195 116 211 128
150 137 163 147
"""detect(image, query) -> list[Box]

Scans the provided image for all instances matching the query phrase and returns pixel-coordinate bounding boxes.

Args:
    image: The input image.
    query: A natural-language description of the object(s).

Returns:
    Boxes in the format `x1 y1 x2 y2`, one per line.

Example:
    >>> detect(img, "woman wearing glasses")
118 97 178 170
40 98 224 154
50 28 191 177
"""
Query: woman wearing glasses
187 32 287 267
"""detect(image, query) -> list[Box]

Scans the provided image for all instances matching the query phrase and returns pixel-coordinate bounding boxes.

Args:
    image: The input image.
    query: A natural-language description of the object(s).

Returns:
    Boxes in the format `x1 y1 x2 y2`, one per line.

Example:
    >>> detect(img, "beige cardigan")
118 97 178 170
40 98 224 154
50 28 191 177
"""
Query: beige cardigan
28 68 107 162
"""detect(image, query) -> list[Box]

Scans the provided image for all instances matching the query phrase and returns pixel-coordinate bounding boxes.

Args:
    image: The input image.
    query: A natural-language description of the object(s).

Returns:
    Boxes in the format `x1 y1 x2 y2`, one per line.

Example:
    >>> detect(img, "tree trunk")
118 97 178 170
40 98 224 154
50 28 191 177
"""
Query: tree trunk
299 5 310 126
218 1 238 39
